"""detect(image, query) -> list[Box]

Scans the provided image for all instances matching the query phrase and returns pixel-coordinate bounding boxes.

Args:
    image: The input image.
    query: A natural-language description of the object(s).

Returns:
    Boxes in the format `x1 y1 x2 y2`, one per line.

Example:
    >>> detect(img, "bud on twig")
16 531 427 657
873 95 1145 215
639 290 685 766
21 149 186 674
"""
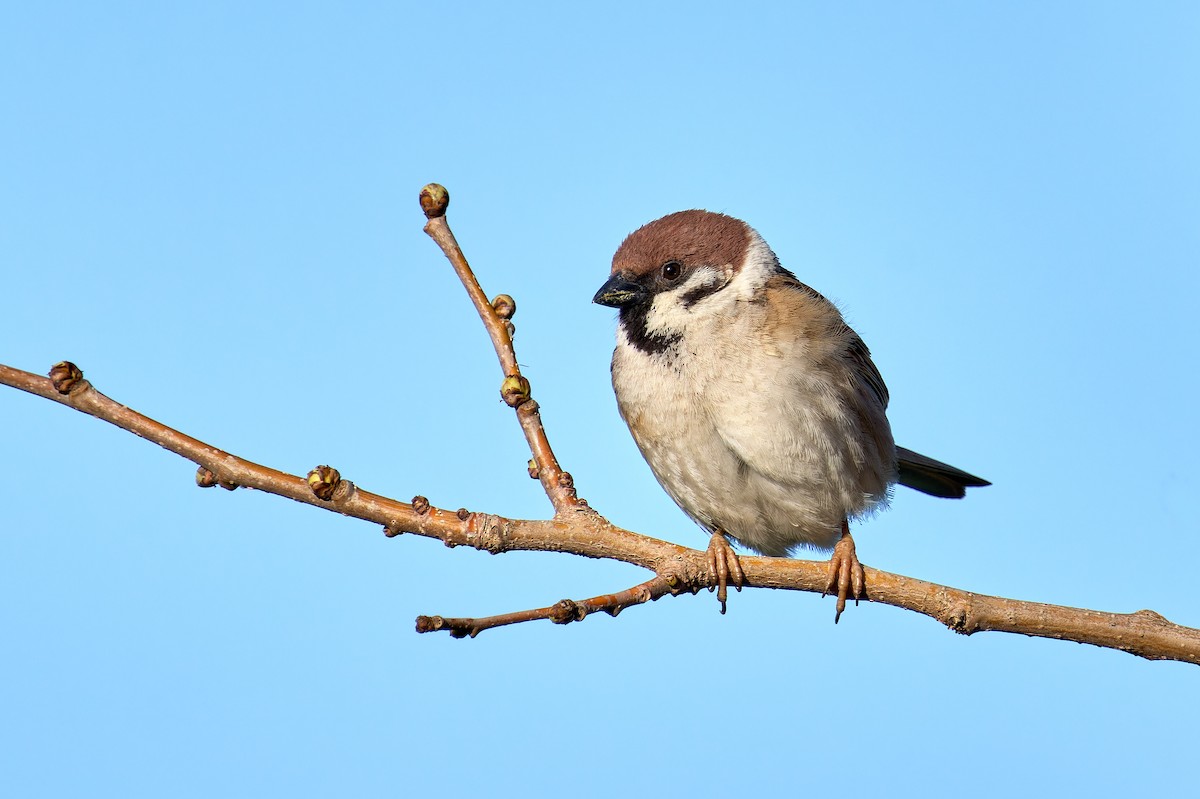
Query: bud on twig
196 466 237 490
491 294 516 319
549 599 583 624
500 374 531 407
48 361 83 394
419 184 449 219
307 465 341 501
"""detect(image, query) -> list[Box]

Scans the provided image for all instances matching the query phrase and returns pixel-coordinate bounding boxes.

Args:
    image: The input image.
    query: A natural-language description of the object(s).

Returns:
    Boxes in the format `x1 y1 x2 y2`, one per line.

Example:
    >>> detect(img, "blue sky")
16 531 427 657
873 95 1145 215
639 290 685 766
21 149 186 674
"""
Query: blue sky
2 2 1198 796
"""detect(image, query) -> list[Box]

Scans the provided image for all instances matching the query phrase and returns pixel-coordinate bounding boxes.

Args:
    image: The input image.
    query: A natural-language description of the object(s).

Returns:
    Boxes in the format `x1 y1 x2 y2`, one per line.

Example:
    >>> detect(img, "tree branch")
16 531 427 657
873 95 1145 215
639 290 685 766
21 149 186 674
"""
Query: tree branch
415 574 680 638
418 184 581 516
1 184 1197 666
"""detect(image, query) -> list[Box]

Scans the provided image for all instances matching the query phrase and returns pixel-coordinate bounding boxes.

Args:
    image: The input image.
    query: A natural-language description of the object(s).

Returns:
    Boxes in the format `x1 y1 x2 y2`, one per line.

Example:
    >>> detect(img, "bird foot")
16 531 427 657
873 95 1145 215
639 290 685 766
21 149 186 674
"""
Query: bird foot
706 532 744 614
823 527 865 623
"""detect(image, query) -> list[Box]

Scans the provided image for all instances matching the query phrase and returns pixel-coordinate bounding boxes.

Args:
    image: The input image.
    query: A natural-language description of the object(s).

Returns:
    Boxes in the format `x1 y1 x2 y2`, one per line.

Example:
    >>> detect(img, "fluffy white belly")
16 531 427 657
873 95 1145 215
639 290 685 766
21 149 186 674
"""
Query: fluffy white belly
613 347 889 556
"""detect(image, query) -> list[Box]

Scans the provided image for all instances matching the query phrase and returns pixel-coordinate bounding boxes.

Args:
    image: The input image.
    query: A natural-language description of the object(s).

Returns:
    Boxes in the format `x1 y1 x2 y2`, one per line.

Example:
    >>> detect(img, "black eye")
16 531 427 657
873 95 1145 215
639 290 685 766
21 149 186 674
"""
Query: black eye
661 260 682 281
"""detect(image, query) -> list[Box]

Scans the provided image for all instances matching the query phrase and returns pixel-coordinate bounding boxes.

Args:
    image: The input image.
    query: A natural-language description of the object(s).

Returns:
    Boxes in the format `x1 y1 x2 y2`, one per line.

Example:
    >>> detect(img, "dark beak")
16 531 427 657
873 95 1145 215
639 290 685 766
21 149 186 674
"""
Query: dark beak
592 274 645 308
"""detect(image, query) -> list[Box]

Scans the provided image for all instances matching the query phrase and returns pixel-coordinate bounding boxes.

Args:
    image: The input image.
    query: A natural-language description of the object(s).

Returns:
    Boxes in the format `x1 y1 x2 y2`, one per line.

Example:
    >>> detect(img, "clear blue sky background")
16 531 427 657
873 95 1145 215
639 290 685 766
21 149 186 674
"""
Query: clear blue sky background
3 2 1197 796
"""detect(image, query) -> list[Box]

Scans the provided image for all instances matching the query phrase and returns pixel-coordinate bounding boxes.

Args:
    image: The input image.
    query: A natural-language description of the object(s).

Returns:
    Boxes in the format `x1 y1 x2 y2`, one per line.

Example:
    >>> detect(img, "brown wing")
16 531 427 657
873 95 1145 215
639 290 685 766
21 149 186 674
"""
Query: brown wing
845 333 889 410
767 267 891 410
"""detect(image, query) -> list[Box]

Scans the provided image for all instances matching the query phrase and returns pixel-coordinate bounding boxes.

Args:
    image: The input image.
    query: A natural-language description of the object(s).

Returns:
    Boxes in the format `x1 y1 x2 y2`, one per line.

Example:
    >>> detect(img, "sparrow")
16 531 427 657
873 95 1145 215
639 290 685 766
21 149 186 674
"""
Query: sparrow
593 210 989 620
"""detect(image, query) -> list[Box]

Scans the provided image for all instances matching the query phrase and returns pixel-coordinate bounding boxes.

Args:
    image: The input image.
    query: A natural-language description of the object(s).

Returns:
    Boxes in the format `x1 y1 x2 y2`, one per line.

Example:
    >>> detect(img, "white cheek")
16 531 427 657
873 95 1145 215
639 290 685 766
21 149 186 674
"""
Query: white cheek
642 267 724 336
643 295 685 336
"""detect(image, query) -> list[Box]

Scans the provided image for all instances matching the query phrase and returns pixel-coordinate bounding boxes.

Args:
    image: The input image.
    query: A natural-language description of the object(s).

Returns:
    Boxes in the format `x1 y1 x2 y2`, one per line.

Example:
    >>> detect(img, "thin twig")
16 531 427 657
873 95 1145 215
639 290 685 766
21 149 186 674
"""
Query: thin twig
415 575 679 638
0 362 469 542
418 184 582 516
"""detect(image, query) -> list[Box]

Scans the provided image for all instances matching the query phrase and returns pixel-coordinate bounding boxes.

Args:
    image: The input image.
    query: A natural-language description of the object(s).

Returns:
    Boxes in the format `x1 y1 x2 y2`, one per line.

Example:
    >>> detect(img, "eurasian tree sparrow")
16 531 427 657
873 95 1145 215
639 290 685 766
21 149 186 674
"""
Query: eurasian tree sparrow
594 210 989 620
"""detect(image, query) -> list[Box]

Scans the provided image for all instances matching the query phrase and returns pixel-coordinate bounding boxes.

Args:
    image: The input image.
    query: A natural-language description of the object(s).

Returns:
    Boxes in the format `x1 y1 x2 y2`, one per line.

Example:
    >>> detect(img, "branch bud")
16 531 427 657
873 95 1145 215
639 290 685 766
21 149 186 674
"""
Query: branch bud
500 374 531 407
48 361 83 394
415 615 443 633
549 599 583 624
197 466 237 490
491 294 516 319
419 184 449 219
307 465 341 501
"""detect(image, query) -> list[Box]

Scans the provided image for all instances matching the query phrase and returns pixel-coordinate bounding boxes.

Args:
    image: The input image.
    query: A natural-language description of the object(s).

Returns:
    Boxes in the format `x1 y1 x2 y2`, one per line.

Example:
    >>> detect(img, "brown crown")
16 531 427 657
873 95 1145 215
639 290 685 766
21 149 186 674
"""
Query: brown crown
612 210 750 277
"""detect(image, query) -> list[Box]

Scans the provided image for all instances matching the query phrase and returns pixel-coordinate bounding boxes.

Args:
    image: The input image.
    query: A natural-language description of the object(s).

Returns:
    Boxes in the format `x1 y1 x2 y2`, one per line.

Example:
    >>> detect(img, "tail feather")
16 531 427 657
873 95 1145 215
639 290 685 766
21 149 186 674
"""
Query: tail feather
896 446 990 499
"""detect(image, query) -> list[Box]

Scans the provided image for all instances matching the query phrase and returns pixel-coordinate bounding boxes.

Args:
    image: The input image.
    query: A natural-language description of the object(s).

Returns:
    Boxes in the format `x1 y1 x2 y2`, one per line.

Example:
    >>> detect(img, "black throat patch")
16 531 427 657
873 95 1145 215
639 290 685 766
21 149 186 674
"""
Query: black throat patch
618 301 681 356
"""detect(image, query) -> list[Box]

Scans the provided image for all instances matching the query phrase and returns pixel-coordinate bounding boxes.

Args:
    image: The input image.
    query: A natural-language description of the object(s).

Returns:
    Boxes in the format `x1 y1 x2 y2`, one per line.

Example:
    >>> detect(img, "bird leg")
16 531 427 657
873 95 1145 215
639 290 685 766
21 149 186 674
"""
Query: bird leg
824 520 866 623
706 532 744 615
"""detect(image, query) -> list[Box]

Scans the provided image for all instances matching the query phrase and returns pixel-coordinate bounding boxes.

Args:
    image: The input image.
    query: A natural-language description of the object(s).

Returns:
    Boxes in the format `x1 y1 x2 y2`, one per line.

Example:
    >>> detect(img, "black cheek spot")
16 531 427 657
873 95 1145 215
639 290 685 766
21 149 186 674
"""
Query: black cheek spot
679 279 723 309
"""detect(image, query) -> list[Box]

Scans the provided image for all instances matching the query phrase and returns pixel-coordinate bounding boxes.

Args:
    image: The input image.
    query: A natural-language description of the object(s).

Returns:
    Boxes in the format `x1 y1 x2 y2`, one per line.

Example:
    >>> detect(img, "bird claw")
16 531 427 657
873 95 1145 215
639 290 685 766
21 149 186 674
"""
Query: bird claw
706 532 744 614
823 528 865 623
